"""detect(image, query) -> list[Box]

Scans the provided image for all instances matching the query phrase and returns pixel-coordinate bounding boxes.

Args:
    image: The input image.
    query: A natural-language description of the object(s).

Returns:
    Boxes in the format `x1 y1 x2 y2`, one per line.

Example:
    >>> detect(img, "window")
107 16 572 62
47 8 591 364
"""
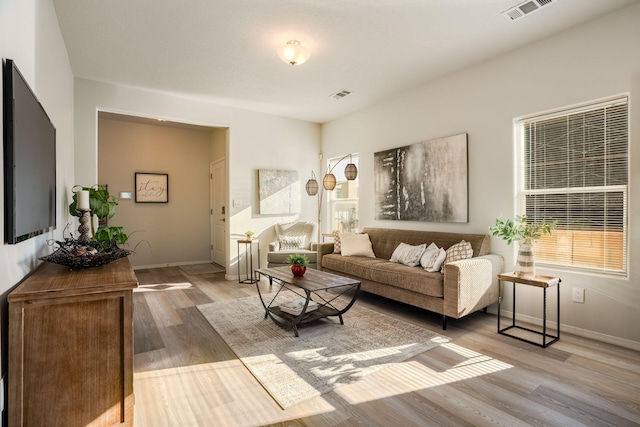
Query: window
517 96 628 275
328 154 359 232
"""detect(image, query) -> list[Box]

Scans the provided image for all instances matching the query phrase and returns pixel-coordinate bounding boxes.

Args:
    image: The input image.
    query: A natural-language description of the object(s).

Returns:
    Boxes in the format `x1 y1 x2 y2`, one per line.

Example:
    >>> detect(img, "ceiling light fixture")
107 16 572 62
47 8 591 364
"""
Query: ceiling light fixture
277 40 310 66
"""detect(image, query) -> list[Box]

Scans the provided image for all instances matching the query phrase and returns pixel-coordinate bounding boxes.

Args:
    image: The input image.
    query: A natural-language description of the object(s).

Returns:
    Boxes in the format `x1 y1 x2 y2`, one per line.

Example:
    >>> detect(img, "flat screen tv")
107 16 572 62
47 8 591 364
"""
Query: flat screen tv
3 58 56 244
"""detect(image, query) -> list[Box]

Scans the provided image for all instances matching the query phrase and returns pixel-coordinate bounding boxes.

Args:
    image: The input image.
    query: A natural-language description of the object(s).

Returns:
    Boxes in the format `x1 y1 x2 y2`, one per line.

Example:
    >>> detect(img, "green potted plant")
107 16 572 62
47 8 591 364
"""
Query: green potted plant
245 230 255 240
489 214 556 276
40 185 131 269
286 253 309 277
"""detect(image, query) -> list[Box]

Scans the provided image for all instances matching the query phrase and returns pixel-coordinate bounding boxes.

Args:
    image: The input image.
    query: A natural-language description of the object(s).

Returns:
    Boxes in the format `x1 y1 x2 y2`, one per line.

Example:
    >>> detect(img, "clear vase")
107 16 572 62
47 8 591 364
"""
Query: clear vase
515 242 534 277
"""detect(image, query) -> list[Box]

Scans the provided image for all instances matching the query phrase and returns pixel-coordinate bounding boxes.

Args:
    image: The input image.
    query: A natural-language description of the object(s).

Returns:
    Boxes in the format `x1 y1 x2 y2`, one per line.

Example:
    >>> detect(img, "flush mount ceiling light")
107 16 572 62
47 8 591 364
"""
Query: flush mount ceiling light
277 40 310 66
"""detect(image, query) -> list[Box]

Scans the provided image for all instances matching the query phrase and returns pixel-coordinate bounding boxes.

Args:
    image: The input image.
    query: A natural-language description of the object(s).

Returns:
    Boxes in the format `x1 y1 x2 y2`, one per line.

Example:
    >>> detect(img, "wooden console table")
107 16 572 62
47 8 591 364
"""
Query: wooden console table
8 258 138 426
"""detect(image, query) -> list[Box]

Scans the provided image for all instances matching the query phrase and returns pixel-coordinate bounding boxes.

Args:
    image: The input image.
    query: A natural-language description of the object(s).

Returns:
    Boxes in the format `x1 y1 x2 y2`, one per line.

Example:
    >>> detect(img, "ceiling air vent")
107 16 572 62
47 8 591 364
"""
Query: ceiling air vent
329 89 353 100
502 0 556 21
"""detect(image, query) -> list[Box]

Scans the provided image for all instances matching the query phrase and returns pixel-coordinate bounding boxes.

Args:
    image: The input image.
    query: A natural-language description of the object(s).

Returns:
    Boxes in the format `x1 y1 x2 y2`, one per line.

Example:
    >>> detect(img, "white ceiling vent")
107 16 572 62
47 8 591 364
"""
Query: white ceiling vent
502 0 556 21
329 89 353 100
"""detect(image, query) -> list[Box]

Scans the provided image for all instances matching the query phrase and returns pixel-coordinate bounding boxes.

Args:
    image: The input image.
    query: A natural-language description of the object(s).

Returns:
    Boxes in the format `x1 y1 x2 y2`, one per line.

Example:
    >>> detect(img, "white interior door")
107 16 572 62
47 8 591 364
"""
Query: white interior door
210 159 226 266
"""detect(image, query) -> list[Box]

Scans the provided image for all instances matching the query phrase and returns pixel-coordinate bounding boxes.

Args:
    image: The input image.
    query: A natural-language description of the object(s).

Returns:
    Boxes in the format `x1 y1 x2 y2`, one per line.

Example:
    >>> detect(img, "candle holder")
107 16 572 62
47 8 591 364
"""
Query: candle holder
77 209 91 245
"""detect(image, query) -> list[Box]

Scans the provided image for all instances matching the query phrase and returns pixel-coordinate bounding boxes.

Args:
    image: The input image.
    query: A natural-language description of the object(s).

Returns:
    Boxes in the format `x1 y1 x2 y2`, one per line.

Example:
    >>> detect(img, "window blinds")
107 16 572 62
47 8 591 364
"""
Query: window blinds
517 96 628 274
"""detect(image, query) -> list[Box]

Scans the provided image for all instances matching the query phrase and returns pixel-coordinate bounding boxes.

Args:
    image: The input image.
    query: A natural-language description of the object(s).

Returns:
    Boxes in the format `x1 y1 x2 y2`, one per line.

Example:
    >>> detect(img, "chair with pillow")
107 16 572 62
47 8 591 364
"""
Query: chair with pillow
267 222 319 269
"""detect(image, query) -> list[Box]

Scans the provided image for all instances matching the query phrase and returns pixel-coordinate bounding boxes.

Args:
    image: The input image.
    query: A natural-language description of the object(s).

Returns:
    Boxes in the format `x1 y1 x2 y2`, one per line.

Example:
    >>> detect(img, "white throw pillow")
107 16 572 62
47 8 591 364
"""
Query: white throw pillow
420 242 446 272
278 235 305 250
340 233 375 257
390 242 426 267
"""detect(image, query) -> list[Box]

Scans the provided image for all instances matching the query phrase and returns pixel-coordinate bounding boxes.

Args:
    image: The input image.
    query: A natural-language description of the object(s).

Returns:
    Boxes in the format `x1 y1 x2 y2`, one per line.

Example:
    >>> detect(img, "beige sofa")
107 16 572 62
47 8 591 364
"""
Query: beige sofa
318 227 504 329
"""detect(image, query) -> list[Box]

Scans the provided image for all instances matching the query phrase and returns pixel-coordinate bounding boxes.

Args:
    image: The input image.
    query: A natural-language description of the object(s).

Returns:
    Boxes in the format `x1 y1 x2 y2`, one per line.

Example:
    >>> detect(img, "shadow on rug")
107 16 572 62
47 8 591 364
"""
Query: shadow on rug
196 292 450 408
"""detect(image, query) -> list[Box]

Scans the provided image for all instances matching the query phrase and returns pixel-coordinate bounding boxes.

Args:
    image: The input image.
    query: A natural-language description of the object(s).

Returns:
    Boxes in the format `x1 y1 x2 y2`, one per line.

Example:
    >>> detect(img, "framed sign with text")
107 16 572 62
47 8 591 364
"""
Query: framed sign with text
135 172 169 203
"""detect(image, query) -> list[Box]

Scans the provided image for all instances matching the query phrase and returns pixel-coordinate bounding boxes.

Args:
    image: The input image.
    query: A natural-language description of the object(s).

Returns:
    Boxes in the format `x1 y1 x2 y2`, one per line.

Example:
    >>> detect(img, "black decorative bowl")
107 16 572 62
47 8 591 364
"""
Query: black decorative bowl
39 238 131 269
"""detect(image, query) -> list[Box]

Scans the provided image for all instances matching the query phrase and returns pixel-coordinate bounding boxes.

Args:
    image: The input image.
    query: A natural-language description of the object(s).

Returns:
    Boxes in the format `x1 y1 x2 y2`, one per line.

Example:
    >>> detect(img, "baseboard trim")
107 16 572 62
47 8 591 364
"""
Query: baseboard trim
491 308 640 351
133 260 214 270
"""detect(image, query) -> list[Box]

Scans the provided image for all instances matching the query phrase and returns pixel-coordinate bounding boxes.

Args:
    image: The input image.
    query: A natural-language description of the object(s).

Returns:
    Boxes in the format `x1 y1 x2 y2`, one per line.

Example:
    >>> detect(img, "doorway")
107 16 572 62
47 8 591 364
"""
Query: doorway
210 159 226 267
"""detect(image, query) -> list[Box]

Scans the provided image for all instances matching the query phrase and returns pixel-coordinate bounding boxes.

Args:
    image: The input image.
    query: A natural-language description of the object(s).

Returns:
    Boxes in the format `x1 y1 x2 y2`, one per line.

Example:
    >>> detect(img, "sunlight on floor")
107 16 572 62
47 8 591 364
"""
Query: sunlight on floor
134 360 336 426
335 342 514 405
134 282 194 292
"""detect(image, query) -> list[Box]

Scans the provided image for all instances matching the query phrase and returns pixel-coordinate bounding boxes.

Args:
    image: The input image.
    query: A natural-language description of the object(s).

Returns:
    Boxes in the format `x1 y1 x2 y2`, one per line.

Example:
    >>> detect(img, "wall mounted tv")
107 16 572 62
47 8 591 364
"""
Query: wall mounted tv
3 58 56 244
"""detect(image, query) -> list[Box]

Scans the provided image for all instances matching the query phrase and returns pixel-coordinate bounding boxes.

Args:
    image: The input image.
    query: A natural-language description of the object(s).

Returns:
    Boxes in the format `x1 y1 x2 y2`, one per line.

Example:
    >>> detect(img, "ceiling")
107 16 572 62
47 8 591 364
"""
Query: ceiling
53 0 638 124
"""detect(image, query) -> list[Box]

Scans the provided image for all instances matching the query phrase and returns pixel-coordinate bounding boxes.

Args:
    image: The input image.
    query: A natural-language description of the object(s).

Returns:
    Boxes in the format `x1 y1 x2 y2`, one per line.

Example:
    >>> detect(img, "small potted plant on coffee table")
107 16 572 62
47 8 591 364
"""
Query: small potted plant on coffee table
286 253 309 277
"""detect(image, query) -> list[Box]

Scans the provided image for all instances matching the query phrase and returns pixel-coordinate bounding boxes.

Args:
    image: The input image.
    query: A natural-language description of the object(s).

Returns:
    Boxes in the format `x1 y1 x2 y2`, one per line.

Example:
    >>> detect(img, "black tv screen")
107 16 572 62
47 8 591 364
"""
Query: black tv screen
3 59 56 244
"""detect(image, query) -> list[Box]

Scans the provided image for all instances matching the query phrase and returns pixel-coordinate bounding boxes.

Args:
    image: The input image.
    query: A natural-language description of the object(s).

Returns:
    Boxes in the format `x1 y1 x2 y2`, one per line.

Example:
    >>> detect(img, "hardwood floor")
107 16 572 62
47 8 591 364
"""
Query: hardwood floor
132 266 640 427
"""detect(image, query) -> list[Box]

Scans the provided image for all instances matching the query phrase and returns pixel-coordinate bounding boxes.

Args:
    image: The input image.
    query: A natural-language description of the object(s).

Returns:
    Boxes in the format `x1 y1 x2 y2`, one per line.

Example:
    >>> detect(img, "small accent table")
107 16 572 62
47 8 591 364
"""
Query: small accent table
497 272 560 348
237 239 260 284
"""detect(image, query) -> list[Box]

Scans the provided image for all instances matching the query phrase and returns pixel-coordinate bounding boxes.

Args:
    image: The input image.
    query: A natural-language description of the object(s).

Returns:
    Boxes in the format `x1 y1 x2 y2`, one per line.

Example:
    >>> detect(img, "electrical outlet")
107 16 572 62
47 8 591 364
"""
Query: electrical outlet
572 287 585 304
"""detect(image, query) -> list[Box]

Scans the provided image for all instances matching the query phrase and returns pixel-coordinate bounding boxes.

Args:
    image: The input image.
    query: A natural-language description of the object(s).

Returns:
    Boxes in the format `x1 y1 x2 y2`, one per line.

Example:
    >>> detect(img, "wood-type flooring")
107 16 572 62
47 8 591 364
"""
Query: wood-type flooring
133 266 640 427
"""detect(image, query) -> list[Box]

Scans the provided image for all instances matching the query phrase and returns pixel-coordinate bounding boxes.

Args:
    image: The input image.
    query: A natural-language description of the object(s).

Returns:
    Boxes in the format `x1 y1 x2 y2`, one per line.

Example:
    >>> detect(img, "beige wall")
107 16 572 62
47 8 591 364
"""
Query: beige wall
74 79 322 276
98 117 222 268
323 3 640 349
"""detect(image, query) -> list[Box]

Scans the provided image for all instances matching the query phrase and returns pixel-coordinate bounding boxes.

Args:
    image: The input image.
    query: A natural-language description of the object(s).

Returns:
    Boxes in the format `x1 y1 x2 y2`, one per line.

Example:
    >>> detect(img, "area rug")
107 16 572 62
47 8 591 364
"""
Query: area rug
196 292 450 408
179 263 225 275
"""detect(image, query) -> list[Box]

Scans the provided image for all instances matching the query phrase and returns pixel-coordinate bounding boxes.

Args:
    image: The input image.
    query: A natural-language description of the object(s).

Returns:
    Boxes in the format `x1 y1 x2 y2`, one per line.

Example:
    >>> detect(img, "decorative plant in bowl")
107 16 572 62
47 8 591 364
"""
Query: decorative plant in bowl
489 214 556 276
245 230 255 240
286 253 309 277
40 185 131 269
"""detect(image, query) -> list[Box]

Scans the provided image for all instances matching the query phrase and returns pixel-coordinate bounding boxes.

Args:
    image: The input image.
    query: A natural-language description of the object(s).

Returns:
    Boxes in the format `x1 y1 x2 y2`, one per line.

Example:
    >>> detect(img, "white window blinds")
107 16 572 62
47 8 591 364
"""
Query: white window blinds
517 96 628 275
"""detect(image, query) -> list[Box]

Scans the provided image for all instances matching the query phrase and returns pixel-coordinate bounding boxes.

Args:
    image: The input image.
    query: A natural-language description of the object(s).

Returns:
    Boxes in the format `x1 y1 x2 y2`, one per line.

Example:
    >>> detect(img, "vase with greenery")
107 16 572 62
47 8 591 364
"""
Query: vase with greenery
245 230 255 240
489 214 556 276
286 253 309 277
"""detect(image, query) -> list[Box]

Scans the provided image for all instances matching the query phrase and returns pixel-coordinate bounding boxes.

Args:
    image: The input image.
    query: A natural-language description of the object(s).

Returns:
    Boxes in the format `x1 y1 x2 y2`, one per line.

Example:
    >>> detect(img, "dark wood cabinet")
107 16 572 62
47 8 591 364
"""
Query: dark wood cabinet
8 258 138 426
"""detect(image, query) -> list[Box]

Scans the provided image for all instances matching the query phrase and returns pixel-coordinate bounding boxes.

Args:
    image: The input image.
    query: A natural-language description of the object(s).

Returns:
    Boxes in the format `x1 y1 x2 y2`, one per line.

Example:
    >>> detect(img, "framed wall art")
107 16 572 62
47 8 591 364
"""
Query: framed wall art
258 169 300 215
374 133 468 223
135 172 169 203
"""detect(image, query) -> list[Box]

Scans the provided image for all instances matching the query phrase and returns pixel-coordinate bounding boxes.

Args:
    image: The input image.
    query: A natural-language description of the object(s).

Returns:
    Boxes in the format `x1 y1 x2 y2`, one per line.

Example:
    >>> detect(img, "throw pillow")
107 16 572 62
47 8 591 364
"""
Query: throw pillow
442 240 473 269
333 230 350 254
420 242 447 272
340 233 375 257
390 242 427 267
278 235 305 250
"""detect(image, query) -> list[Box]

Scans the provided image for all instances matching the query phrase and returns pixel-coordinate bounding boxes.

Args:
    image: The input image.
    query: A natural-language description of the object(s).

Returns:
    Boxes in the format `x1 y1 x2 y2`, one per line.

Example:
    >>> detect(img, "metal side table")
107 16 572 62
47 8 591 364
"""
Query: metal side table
237 239 260 284
497 272 560 348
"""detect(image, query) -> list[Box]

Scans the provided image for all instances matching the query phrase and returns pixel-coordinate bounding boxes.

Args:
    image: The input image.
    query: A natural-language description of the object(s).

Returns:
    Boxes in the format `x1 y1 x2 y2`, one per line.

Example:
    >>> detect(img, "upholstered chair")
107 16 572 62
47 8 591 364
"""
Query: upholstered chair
266 222 318 268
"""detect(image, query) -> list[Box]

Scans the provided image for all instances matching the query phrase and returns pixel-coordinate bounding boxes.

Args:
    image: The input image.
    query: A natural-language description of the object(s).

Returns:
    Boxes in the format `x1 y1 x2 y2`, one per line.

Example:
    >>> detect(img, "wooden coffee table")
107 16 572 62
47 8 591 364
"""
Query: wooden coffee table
255 267 361 337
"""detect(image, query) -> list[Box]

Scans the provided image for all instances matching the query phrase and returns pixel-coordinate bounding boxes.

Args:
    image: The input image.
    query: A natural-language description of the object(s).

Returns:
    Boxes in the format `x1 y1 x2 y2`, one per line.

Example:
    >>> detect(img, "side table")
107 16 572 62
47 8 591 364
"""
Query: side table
237 239 260 284
497 272 560 348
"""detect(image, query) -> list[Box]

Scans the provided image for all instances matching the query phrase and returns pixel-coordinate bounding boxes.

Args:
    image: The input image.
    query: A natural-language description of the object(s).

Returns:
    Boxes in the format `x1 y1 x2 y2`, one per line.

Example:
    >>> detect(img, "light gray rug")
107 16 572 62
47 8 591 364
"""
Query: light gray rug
179 263 225 275
196 292 450 408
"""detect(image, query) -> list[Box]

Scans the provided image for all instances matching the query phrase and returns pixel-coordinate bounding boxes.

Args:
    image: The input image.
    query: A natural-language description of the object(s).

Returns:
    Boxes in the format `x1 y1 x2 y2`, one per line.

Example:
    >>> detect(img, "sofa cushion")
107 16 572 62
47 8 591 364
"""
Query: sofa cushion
443 240 473 268
278 235 305 250
340 233 375 257
390 242 426 267
361 228 491 259
322 254 444 297
420 242 447 272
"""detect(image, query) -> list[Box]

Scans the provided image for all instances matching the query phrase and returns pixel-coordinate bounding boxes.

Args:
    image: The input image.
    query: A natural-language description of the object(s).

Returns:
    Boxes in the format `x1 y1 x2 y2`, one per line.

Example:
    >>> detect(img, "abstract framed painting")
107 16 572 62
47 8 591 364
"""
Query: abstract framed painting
374 133 468 223
258 169 300 215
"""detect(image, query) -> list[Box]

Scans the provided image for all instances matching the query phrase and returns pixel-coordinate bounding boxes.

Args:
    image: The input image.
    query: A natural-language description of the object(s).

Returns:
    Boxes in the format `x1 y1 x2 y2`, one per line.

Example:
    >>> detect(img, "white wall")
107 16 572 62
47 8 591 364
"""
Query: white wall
0 0 75 402
322 3 640 349
74 79 321 274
